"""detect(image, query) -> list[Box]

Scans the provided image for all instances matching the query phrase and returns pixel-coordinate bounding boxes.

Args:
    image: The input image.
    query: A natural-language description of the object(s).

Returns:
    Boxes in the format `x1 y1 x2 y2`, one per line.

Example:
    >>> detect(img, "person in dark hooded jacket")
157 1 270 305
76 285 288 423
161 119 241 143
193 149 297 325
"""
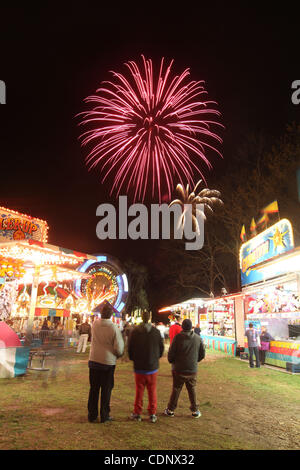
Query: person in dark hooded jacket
164 319 205 419
128 310 164 423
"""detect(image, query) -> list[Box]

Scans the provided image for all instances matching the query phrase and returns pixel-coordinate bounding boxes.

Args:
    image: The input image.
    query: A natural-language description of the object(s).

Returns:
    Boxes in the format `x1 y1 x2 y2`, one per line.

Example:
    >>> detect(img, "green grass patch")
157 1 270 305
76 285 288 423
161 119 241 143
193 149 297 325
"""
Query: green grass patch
0 348 299 450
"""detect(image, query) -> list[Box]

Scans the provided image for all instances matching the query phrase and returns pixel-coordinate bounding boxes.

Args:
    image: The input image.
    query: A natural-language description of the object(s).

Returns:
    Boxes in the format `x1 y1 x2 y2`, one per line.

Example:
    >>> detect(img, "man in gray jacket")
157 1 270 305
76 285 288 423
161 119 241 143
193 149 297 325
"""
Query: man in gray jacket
164 319 205 419
87 302 124 423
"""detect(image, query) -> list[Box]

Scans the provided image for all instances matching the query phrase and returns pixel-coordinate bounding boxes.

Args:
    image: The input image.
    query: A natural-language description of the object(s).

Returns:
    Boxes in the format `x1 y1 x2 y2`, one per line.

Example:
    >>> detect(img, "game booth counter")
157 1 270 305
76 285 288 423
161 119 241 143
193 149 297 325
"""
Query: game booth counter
159 296 240 356
239 219 300 372
199 293 244 356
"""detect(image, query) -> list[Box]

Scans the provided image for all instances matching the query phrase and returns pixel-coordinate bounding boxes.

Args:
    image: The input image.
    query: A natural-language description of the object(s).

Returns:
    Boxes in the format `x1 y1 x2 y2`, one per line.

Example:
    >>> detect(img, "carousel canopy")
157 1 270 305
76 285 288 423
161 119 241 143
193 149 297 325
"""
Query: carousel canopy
12 264 91 286
0 240 97 267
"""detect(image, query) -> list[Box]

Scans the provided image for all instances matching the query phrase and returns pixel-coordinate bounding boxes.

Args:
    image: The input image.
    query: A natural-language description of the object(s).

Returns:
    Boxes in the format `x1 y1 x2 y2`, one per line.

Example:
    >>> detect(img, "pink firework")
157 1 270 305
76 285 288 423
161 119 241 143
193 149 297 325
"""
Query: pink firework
78 56 223 202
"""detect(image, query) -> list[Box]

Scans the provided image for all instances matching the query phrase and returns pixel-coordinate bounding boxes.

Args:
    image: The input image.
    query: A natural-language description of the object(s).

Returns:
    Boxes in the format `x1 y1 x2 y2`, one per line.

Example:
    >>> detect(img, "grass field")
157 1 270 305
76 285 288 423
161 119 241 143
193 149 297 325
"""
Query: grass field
0 346 299 450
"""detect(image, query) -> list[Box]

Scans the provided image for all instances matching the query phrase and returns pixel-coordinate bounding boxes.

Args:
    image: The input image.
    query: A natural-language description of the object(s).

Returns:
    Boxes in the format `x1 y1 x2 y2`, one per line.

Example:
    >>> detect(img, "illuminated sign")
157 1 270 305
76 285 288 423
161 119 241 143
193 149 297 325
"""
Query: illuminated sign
0 206 49 242
240 219 294 286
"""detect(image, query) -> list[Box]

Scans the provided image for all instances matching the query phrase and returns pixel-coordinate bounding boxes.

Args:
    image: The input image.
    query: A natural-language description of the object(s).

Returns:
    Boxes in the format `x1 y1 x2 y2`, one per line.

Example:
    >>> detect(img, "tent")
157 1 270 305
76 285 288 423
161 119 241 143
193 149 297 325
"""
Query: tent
0 321 30 378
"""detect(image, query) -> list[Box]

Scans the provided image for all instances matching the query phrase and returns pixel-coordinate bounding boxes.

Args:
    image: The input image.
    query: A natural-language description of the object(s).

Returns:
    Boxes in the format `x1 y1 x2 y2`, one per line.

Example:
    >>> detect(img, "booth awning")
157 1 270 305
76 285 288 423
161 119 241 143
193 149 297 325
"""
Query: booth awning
0 240 97 267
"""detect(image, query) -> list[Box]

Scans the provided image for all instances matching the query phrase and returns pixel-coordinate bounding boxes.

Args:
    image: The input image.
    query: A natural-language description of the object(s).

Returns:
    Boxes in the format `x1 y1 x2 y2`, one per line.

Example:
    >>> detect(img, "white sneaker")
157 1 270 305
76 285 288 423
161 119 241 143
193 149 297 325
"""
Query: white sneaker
164 408 174 417
192 410 201 418
149 415 157 423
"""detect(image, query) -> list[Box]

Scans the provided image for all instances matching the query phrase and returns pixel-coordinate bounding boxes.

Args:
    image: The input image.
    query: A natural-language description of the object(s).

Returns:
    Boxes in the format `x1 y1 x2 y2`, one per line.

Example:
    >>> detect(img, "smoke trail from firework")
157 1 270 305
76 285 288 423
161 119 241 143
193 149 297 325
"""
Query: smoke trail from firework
78 56 223 202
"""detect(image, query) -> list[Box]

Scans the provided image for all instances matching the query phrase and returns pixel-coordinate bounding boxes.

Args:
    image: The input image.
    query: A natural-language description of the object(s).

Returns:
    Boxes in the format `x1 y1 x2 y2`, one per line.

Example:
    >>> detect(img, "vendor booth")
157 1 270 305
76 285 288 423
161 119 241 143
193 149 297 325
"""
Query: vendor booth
159 298 207 327
159 297 238 356
239 219 300 370
199 293 243 356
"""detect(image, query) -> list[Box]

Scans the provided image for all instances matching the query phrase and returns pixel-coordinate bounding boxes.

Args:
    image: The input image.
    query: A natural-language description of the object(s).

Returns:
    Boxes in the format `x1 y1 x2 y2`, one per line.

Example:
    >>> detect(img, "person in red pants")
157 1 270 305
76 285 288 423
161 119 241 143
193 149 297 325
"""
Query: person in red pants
169 312 182 345
128 310 164 423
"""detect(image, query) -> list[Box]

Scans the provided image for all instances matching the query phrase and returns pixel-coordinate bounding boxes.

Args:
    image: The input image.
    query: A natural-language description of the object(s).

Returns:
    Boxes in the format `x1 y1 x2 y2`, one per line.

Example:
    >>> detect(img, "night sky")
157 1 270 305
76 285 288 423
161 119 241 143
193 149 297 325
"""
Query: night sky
0 4 299 268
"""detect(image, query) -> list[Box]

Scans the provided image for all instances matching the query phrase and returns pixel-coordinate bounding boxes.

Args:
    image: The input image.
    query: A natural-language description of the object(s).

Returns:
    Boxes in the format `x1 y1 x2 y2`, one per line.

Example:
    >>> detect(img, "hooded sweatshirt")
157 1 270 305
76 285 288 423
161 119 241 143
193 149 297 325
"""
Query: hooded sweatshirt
128 322 164 373
89 319 124 366
168 329 205 374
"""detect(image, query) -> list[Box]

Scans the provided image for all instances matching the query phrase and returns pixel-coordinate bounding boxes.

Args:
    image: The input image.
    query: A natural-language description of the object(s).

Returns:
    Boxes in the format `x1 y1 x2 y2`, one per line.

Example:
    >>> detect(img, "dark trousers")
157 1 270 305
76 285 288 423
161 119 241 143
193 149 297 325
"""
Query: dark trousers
168 371 199 412
88 366 115 422
249 347 260 368
259 349 267 365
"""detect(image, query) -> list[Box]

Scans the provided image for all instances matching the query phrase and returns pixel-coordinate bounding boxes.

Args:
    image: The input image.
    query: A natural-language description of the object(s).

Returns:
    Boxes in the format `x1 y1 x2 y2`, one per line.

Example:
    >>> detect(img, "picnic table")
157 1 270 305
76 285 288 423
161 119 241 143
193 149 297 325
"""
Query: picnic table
27 350 51 371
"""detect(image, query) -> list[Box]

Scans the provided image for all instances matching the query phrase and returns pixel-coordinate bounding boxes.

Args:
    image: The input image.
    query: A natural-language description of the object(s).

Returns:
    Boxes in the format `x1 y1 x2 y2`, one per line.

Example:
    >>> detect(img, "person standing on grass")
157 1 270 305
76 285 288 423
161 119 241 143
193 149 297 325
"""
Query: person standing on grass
169 312 182 345
156 322 166 341
194 324 201 336
259 326 274 366
164 319 205 419
87 302 124 424
128 310 164 423
40 318 50 344
76 319 91 353
245 322 261 368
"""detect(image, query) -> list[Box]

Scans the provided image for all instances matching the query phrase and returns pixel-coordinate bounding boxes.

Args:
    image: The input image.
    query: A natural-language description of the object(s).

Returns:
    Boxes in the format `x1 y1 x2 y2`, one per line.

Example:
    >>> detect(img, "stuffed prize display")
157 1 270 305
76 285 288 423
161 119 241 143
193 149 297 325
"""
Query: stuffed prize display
0 321 30 378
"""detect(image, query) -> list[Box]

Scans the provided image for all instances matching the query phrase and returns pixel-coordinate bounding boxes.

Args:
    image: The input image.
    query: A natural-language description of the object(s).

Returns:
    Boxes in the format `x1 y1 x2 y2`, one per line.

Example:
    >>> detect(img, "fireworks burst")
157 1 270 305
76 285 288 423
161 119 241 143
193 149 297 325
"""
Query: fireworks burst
78 56 223 202
170 180 223 234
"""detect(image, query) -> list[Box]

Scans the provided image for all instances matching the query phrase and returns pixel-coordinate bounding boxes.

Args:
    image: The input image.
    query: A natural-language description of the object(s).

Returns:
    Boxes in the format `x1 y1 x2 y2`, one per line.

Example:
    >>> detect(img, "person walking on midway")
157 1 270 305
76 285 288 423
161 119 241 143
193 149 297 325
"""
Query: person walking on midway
128 310 164 423
245 323 261 368
169 312 182 345
164 319 205 419
87 302 124 424
76 319 91 353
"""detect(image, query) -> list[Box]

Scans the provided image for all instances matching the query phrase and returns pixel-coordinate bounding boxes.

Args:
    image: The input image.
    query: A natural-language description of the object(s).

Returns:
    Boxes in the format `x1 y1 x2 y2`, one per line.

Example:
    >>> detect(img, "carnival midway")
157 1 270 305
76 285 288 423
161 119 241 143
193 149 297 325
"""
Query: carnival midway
0 56 299 380
1 203 300 377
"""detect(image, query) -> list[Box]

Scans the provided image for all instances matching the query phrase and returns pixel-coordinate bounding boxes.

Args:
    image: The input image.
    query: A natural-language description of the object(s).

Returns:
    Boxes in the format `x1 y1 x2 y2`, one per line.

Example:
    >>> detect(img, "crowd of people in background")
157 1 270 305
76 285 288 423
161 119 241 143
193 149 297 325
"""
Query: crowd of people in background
9 310 193 347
